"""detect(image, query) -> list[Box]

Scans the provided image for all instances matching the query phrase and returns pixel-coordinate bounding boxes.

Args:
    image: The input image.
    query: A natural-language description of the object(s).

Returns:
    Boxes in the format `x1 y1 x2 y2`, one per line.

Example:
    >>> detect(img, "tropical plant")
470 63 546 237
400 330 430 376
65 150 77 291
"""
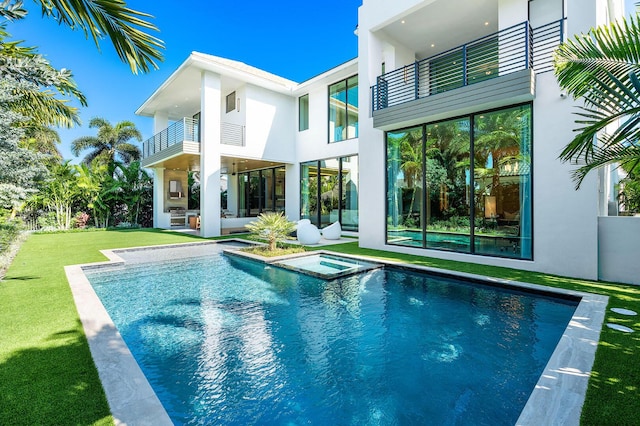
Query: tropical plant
0 0 163 74
112 161 152 225
31 161 80 229
75 162 115 227
0 25 86 127
71 117 142 166
554 14 640 188
0 85 47 215
245 212 296 251
618 162 640 213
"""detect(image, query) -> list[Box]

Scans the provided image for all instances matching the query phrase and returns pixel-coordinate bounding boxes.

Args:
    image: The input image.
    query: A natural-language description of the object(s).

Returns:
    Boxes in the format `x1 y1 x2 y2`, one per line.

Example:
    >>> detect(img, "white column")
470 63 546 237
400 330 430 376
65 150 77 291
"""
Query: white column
285 163 300 221
153 168 167 228
153 111 169 134
200 71 222 237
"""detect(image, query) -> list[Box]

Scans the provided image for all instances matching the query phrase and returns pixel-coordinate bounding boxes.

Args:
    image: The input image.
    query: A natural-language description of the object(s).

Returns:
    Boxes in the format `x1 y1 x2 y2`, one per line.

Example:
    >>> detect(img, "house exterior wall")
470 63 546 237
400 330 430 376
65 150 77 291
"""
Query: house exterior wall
355 0 613 281
245 84 296 162
138 0 636 284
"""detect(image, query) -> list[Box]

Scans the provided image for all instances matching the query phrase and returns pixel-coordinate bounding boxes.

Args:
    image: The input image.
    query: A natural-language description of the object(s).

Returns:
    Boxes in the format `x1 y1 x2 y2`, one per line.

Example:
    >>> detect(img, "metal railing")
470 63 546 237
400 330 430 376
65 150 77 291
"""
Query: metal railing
142 117 199 158
142 120 247 158
532 19 565 74
371 19 564 112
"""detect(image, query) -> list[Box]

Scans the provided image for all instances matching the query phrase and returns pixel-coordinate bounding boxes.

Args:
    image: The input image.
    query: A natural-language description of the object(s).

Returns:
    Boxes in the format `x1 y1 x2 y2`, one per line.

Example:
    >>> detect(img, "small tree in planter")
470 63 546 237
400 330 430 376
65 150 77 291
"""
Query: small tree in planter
245 212 296 252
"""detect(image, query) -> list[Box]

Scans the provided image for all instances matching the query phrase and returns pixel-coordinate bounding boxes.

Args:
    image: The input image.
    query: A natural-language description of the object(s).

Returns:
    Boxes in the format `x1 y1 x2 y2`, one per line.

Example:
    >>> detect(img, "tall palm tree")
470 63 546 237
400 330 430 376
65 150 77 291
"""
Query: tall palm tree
554 14 640 188
0 0 163 74
71 117 142 166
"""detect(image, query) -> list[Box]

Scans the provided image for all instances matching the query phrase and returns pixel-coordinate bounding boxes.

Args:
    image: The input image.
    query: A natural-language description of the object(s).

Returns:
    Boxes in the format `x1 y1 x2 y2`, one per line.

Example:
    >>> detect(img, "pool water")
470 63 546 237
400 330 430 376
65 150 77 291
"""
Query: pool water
85 247 577 425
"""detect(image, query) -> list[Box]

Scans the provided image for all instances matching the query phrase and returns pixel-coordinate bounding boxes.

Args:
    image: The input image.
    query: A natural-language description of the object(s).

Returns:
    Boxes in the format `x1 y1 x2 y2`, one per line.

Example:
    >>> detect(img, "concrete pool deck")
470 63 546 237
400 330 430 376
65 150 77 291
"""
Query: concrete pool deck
64 240 608 425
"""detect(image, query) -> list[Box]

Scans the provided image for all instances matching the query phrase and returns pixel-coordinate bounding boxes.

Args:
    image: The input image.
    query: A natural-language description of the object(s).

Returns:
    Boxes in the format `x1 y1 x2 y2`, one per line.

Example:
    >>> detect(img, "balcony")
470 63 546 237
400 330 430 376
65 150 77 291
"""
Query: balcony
370 20 563 128
141 118 246 169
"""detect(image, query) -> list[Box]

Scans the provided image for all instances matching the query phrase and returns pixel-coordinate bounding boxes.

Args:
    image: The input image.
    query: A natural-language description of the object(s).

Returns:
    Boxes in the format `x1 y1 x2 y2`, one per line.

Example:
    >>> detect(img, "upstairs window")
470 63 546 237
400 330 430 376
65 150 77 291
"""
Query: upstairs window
226 91 236 113
299 94 309 131
328 75 358 143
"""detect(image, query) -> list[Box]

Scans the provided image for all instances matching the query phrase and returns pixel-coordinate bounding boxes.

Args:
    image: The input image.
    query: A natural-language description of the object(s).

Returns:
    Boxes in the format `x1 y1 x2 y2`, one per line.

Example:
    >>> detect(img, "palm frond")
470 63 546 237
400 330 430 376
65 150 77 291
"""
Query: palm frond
571 140 640 188
37 0 164 74
555 15 640 99
8 88 80 127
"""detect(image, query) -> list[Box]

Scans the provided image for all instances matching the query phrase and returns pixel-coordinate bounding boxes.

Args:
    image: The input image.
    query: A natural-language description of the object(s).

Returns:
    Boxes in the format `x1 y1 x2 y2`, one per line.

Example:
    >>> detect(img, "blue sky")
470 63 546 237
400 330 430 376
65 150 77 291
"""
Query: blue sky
8 0 362 161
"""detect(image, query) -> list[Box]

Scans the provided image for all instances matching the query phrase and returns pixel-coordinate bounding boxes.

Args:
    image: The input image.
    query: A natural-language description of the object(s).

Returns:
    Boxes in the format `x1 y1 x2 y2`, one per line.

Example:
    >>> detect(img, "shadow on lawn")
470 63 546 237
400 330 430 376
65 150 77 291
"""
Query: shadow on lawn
1 275 40 281
0 326 112 425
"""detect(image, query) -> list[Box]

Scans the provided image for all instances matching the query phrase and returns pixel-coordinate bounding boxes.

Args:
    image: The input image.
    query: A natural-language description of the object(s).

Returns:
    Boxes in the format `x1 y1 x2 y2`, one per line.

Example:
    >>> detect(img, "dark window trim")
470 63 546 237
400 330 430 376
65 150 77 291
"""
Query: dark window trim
300 155 359 230
328 74 358 143
299 94 309 131
226 91 236 113
384 101 534 261
236 166 283 217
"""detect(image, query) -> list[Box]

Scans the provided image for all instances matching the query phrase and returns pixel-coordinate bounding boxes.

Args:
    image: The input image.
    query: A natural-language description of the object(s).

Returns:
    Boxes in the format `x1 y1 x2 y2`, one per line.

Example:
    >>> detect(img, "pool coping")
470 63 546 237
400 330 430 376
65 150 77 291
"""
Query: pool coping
65 240 607 426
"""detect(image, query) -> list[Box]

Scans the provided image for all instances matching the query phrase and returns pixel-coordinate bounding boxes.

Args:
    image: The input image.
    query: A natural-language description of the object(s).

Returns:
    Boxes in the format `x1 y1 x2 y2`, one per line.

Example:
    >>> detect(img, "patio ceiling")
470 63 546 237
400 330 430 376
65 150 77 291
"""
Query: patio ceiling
377 0 499 60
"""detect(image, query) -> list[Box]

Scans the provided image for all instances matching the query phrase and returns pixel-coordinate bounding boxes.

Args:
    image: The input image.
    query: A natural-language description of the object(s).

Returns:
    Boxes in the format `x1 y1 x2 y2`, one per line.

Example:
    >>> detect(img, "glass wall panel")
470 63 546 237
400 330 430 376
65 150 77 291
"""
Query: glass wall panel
385 103 532 260
346 76 359 139
301 157 359 231
320 158 340 228
341 156 359 231
238 174 248 217
264 169 274 212
275 167 285 213
299 94 309 131
300 161 319 226
473 105 532 259
425 118 471 252
329 80 347 143
329 76 358 143
248 172 261 216
386 126 424 247
236 166 285 218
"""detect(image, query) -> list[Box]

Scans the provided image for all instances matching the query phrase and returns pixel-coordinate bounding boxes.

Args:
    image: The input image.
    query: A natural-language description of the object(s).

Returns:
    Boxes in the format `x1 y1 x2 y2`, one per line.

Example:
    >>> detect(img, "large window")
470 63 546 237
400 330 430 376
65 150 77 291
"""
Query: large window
299 94 309 131
386 104 532 260
301 156 358 231
329 76 358 143
237 166 285 217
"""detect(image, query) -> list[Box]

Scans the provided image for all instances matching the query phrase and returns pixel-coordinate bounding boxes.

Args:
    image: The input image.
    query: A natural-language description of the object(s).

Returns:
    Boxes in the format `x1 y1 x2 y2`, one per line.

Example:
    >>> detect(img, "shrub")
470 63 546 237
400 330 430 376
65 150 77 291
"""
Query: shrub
245 212 296 251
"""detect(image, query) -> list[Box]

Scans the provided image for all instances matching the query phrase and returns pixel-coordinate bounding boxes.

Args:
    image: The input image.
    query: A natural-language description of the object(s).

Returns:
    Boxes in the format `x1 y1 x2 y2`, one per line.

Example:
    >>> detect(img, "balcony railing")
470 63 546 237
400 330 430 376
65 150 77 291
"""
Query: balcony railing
142 117 199 158
142 120 246 159
371 19 564 112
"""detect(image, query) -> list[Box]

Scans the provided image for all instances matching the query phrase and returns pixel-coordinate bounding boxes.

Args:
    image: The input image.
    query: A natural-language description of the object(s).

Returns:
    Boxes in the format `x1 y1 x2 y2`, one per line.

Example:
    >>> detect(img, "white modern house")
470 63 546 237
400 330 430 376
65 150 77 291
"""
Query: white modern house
136 0 640 285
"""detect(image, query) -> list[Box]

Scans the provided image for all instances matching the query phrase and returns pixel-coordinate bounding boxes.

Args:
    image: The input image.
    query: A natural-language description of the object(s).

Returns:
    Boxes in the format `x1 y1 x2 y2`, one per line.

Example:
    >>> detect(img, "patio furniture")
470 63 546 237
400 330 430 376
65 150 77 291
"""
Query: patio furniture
297 222 321 245
322 221 342 240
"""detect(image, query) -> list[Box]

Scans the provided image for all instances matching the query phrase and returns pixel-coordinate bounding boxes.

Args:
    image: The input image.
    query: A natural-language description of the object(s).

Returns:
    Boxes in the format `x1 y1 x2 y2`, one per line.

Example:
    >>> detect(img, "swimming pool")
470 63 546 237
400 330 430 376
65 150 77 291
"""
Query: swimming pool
80 243 583 425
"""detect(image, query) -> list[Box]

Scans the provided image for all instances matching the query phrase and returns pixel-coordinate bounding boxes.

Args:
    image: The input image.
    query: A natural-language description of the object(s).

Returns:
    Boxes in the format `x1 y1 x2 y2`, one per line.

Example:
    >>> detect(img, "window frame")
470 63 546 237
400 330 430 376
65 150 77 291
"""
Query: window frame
328 75 358 143
225 91 236 113
298 94 309 131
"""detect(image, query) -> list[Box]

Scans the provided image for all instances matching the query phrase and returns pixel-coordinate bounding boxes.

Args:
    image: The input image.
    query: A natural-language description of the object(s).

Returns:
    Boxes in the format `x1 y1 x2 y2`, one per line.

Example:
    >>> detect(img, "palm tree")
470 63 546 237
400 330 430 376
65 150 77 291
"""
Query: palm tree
0 27 86 128
72 117 142 166
0 0 163 74
554 14 640 188
20 126 62 160
113 161 152 225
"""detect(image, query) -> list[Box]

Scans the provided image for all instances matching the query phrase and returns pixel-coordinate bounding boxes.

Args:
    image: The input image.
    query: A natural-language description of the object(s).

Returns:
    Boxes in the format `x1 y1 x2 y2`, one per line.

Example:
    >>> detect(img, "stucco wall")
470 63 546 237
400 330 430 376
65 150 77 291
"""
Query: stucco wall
356 0 605 281
599 217 640 285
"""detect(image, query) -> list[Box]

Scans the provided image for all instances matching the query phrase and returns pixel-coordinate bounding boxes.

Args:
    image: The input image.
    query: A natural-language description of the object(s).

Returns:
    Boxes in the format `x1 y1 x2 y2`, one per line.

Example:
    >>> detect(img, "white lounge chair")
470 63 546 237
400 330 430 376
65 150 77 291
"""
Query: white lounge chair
322 221 341 240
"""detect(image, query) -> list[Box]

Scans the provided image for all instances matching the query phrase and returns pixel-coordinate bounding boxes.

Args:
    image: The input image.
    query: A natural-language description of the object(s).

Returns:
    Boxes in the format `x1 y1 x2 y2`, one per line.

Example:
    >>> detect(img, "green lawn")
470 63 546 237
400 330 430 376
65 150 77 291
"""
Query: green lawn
1 230 638 425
